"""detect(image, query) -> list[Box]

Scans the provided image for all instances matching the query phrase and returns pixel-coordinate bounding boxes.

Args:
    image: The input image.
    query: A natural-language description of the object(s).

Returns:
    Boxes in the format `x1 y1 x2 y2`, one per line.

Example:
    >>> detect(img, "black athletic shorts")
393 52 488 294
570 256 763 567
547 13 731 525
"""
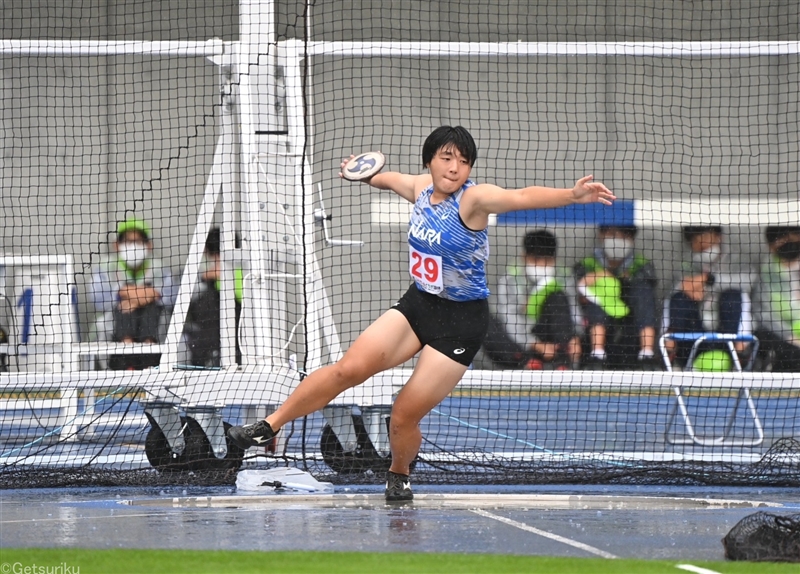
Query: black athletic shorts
392 284 490 366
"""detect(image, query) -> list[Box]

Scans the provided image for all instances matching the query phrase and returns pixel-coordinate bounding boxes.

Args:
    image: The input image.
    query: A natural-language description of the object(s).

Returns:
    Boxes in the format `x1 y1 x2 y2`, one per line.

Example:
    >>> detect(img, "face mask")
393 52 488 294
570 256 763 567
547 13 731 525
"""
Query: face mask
120 244 149 269
776 241 800 262
525 265 555 283
603 238 633 261
692 244 722 267
787 259 800 274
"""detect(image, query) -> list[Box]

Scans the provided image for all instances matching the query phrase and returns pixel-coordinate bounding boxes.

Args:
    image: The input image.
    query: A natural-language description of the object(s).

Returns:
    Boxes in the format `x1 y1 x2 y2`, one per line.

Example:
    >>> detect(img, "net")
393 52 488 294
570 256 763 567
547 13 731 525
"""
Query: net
1 2 800 489
723 511 800 562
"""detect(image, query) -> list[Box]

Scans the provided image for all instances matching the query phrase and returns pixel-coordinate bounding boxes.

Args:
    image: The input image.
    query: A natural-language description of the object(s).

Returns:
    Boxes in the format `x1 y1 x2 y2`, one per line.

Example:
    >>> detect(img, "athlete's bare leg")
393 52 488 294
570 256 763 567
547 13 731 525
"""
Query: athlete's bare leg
388 346 468 475
266 309 422 430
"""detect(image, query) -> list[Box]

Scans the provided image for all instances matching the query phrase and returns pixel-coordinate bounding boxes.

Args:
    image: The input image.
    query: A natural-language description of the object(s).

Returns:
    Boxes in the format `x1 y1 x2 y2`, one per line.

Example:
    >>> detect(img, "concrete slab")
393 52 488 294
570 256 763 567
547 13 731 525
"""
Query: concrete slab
1 485 798 561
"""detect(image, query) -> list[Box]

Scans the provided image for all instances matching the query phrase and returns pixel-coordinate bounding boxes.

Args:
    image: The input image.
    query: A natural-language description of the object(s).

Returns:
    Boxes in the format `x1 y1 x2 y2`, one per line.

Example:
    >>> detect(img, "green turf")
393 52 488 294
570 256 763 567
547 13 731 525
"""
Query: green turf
0 548 795 574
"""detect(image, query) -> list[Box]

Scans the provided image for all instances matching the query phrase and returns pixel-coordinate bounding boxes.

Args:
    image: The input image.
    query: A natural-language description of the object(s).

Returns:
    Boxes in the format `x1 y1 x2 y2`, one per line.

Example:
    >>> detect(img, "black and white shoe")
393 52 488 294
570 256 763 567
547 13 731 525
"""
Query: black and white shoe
385 471 413 502
227 420 276 449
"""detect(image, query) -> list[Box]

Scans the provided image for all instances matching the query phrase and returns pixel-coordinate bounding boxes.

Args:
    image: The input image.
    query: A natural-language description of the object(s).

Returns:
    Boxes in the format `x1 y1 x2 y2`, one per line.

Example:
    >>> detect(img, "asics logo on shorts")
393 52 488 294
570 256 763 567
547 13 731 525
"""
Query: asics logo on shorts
453 348 466 355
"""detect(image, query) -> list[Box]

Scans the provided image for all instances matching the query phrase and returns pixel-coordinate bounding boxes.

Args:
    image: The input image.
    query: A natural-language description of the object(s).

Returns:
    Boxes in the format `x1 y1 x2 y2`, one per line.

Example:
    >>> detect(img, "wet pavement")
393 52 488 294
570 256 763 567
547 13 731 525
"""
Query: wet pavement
2 484 798 561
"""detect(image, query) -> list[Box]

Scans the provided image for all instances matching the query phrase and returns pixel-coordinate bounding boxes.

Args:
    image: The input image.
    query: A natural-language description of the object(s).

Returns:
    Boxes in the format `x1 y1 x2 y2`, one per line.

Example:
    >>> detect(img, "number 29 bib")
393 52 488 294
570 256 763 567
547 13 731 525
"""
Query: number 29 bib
409 245 443 294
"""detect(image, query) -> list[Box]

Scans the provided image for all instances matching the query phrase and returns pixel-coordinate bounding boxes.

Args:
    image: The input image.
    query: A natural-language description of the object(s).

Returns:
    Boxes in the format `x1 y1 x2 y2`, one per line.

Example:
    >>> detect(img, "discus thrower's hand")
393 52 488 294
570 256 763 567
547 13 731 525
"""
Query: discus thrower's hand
338 155 356 179
572 175 616 205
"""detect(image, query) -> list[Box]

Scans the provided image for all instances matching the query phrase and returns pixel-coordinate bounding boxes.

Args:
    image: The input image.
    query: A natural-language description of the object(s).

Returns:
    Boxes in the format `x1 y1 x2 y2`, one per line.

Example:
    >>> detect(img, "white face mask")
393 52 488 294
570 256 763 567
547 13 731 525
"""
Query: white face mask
787 259 800 274
525 265 555 283
120 244 149 269
603 238 633 261
692 244 722 267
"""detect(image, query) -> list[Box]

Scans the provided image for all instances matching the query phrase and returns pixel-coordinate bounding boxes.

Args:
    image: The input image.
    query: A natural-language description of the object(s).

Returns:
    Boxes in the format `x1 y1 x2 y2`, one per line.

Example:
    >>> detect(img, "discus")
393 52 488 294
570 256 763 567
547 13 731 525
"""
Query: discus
341 151 385 181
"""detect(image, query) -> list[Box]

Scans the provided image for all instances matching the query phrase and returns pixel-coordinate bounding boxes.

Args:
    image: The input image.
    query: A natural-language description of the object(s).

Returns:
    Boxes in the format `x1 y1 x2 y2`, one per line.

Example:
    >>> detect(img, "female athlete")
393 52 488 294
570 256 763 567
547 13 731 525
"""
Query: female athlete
228 126 616 501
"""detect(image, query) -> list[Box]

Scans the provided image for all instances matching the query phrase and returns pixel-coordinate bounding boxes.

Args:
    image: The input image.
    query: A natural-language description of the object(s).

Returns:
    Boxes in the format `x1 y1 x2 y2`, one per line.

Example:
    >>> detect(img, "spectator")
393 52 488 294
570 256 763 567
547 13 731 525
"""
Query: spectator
663 226 754 371
484 230 581 370
753 226 800 372
89 218 176 370
574 224 659 370
184 227 242 367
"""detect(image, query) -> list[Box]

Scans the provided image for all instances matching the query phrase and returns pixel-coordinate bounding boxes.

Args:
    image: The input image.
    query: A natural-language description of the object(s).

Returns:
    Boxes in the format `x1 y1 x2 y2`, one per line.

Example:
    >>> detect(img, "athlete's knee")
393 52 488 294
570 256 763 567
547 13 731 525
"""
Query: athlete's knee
389 405 422 433
328 357 372 389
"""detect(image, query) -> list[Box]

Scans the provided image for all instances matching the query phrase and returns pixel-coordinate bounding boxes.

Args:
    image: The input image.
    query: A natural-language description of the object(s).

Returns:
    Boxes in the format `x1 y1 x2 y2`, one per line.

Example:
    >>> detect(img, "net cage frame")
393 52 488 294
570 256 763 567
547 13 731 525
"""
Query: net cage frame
1 25 800 484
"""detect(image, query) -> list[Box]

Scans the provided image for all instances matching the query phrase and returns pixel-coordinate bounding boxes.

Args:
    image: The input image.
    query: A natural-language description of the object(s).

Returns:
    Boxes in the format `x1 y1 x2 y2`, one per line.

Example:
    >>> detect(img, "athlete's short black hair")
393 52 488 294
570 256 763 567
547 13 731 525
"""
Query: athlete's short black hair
523 230 557 258
765 226 800 246
683 225 723 243
422 126 477 168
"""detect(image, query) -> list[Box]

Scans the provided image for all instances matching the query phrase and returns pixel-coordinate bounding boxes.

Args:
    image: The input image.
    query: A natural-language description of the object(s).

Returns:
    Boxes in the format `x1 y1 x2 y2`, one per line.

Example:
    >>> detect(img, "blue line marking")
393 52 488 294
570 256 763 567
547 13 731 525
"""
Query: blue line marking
431 407 634 468
496 200 635 226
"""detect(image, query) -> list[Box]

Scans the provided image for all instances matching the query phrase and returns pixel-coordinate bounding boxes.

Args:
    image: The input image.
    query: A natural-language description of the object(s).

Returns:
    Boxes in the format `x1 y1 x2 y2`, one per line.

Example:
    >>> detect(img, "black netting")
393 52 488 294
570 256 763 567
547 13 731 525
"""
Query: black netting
723 511 800 563
2 2 800 490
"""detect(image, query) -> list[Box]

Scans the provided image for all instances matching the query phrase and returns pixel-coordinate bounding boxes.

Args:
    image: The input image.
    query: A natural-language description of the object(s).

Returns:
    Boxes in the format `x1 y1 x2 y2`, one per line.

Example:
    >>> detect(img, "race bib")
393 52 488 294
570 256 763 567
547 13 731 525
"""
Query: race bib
409 245 443 294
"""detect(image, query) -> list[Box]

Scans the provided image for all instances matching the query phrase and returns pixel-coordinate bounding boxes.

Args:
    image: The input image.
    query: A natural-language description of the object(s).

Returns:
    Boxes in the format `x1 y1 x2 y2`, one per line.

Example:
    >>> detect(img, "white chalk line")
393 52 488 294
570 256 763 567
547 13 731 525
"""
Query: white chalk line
676 565 722 574
470 508 618 559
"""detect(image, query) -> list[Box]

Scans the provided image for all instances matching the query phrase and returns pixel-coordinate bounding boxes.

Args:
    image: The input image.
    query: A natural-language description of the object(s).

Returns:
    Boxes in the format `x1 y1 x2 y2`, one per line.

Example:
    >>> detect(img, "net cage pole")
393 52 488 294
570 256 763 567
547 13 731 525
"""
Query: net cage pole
238 0 346 371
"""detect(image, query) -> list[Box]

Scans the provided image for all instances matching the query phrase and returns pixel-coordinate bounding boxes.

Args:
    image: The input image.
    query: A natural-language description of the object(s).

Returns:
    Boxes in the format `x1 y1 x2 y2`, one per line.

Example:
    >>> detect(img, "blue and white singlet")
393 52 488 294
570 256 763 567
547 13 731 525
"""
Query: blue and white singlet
406 180 490 301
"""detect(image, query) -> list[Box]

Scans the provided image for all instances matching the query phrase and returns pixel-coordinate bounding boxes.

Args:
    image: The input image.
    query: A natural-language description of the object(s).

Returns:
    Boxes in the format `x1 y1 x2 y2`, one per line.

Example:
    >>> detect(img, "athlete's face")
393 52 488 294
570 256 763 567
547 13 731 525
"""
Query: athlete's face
427 145 472 195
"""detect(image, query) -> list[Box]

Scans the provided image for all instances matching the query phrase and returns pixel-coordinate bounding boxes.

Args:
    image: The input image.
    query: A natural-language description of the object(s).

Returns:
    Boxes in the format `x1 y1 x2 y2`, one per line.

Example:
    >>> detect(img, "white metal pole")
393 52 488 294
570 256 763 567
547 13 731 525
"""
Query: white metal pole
283 40 316 369
219 53 239 369
239 0 275 364
0 39 224 57
303 40 800 58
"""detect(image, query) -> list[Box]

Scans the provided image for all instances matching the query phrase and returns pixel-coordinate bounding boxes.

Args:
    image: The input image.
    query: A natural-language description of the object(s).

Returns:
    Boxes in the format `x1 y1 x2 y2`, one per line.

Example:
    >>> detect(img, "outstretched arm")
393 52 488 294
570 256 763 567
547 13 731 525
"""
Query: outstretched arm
460 175 615 230
339 156 431 203
471 175 615 215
